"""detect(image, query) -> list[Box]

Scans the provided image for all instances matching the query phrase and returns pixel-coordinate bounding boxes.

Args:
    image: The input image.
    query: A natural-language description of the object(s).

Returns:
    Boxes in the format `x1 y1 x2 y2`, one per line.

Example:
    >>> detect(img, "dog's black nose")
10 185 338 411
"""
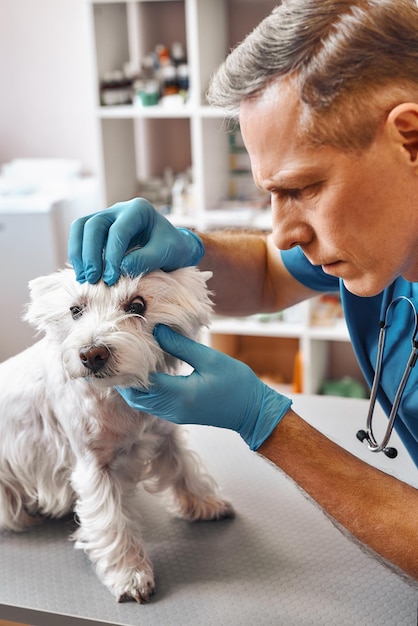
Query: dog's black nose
79 345 110 372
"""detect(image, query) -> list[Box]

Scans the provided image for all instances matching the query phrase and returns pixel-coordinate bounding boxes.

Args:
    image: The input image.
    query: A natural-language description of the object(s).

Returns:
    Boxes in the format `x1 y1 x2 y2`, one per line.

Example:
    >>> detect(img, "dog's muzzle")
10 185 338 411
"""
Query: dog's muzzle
79 345 110 373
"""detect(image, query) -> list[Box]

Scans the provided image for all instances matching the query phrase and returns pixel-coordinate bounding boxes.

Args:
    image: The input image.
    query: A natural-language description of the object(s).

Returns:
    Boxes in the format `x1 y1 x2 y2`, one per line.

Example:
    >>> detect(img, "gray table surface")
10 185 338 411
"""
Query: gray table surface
1 394 417 626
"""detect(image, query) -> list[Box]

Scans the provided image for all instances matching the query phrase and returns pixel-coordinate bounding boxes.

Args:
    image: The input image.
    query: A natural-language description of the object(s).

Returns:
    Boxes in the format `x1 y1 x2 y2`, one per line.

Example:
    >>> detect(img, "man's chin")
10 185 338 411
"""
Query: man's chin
341 277 388 298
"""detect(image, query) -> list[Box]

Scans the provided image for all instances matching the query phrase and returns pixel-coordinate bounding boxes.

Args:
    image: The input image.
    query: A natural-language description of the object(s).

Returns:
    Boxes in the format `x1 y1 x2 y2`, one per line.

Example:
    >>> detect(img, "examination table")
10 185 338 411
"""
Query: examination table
1 395 417 626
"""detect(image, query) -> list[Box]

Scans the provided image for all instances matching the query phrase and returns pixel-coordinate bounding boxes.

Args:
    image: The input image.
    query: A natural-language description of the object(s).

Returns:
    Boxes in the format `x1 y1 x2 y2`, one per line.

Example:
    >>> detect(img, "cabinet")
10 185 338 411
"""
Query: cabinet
0 174 99 362
87 0 366 395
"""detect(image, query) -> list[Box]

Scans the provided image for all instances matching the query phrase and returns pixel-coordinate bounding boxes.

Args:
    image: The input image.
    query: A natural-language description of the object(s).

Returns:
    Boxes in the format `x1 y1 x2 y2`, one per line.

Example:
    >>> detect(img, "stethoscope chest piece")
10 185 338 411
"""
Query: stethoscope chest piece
356 429 398 458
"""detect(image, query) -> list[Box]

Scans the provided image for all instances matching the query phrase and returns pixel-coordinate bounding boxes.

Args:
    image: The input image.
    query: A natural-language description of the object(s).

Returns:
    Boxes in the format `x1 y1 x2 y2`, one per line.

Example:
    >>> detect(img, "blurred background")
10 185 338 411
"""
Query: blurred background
0 0 100 360
0 0 365 397
0 0 98 173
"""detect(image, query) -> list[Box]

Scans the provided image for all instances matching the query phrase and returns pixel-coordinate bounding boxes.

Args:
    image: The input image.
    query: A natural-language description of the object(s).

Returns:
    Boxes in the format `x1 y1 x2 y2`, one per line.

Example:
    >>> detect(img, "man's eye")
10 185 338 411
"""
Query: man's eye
125 297 146 317
284 188 302 200
276 182 322 202
70 305 84 320
273 187 302 202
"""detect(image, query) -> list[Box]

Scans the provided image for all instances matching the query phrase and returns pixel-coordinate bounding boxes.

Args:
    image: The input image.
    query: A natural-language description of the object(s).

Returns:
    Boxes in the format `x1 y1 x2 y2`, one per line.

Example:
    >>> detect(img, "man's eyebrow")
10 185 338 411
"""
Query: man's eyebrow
263 169 320 190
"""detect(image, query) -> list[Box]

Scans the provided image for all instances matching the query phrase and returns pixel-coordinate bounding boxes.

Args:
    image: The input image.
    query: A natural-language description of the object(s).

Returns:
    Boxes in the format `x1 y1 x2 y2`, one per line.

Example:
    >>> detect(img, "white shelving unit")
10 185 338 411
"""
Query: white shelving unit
87 0 366 395
209 310 359 395
87 0 274 223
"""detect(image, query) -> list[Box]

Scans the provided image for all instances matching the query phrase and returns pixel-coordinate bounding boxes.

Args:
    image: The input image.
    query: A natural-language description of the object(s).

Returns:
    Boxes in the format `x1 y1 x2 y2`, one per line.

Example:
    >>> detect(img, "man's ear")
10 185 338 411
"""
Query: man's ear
386 103 418 165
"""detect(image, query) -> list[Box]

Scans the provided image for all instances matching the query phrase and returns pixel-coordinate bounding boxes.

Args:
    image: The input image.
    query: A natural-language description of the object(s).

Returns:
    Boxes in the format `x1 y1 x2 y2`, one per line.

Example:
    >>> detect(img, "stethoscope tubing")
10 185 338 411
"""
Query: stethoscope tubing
357 291 418 458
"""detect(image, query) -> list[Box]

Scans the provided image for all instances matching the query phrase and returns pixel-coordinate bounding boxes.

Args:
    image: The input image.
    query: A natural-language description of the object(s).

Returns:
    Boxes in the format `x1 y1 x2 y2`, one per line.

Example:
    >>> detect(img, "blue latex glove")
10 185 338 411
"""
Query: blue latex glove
117 325 293 451
68 197 204 285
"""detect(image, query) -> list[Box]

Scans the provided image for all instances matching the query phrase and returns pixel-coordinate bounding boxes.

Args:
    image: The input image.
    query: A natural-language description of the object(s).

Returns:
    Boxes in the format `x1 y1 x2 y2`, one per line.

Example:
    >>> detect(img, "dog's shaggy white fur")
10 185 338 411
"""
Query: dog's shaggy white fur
0 267 234 603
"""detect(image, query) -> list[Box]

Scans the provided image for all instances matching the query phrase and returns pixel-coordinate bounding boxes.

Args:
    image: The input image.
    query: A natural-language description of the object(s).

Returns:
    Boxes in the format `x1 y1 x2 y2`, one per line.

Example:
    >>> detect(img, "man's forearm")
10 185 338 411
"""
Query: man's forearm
259 409 418 581
198 230 270 316
197 230 318 316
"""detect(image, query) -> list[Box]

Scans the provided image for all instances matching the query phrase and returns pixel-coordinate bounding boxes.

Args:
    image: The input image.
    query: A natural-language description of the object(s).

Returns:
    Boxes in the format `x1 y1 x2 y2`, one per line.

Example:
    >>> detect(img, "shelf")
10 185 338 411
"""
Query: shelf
88 0 185 6
97 104 194 119
210 316 305 339
308 322 350 342
96 104 232 119
211 316 351 342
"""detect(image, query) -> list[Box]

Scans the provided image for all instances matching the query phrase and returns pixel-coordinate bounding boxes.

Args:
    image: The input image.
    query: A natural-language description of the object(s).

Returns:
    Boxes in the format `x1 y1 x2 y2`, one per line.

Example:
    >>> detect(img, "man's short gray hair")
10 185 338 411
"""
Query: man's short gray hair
207 0 418 150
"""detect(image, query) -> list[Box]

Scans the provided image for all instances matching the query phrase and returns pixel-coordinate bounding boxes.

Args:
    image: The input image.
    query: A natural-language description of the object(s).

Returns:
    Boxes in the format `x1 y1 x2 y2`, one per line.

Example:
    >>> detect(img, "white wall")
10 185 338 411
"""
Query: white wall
0 0 99 174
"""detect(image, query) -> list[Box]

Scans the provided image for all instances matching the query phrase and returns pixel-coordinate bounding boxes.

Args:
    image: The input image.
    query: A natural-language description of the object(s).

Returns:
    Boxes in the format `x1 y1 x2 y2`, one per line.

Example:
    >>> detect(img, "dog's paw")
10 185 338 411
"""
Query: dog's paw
116 570 155 604
176 493 235 522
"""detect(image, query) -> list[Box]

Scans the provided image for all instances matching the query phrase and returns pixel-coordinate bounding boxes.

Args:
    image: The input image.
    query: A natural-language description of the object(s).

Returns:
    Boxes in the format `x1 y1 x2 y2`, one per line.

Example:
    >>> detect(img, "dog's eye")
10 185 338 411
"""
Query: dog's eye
125 297 146 317
70 305 84 320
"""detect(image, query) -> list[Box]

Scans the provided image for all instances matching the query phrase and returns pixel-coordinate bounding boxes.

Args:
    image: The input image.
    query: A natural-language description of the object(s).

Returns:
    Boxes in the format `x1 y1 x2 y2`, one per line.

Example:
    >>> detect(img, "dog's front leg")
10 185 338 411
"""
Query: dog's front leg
70 453 154 603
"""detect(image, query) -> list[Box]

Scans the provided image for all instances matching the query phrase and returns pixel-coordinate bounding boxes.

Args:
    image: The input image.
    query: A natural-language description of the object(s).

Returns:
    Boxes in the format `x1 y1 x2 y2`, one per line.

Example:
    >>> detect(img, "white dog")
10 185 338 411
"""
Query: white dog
0 267 234 603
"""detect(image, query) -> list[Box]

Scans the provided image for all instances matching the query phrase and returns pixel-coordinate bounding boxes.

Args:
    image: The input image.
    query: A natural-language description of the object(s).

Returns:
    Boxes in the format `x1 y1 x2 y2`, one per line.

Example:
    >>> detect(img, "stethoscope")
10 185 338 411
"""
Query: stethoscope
356 287 418 458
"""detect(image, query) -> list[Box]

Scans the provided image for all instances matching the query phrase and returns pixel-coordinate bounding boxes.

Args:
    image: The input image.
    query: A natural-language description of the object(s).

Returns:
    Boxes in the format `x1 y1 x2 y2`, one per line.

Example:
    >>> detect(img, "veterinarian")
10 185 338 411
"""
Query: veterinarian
69 0 418 582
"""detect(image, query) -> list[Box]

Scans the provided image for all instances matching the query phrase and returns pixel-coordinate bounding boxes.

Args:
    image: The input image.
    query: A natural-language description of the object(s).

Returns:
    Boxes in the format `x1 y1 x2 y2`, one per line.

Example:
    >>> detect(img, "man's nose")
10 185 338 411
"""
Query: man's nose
271 201 314 250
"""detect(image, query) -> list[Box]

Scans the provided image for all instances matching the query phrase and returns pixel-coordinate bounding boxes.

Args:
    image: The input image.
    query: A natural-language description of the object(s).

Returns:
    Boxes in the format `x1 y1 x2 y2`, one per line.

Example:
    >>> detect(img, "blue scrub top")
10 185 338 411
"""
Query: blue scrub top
281 246 418 465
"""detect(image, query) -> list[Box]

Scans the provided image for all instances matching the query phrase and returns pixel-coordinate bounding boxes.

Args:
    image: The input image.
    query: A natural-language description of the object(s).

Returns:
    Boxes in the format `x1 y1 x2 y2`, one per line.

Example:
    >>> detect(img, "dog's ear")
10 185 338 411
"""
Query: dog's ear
23 269 76 335
197 270 213 286
148 267 214 340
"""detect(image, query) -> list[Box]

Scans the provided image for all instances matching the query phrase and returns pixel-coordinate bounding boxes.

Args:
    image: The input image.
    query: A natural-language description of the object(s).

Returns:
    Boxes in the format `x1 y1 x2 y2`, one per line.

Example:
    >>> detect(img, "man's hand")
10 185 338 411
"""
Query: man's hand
117 325 292 450
68 198 204 285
